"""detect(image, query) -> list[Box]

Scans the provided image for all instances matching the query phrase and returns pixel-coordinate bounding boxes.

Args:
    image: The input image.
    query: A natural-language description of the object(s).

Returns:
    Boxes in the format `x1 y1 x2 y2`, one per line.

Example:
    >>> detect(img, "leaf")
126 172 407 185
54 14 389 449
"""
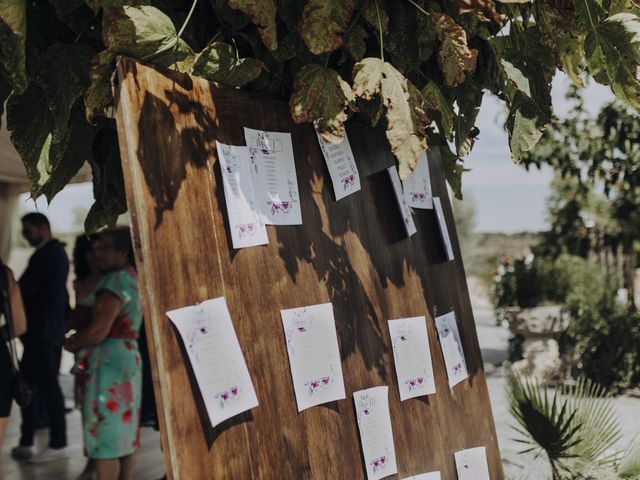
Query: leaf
42 107 98 201
510 109 545 160
298 0 357 55
422 80 454 140
430 133 465 198
619 433 640 477
102 5 194 68
0 0 26 91
36 43 94 143
434 14 479 88
228 0 278 51
0 72 11 130
192 42 262 87
362 0 389 34
454 81 483 157
558 35 586 88
352 57 430 179
289 64 354 143
450 0 505 24
385 1 418 73
584 12 640 112
85 51 114 123
344 23 368 61
85 122 127 233
6 84 54 197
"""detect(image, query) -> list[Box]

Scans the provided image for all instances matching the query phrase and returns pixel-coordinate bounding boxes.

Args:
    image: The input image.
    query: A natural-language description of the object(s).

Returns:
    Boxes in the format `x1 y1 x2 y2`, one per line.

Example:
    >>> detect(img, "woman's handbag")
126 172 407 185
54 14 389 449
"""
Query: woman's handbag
1 268 32 408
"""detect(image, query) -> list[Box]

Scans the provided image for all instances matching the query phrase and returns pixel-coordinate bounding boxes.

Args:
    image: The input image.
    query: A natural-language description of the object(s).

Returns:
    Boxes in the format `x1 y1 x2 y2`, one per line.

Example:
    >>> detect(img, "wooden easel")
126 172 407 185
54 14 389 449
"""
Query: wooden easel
114 57 504 479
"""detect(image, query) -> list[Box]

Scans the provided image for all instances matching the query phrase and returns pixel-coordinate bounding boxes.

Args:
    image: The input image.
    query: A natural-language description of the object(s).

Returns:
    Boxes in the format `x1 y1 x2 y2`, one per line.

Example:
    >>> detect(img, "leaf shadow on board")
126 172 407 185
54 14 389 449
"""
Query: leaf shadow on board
170 321 254 449
136 90 213 229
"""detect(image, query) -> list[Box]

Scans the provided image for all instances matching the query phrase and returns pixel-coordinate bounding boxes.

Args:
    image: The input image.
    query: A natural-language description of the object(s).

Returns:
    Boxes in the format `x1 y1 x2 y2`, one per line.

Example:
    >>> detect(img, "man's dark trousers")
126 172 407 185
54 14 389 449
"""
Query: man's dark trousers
19 340 66 448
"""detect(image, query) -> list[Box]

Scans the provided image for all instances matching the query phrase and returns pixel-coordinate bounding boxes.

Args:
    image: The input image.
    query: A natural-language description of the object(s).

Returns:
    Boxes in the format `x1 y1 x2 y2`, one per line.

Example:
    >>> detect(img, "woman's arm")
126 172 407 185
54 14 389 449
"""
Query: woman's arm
65 290 121 351
5 267 26 337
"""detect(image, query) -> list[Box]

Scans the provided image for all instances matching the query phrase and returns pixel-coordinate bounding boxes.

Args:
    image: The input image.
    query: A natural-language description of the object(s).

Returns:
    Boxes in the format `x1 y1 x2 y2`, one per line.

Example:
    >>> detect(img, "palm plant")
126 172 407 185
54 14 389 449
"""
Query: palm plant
505 369 640 479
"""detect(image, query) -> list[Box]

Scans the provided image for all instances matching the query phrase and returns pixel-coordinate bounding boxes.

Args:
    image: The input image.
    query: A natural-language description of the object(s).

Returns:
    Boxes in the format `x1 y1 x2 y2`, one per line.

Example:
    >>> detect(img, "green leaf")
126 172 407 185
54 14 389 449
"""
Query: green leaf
0 71 11 130
85 122 127 233
103 5 194 68
584 13 640 112
454 81 483 157
42 107 98 202
509 108 545 160
0 0 26 91
557 35 585 88
6 84 54 197
352 57 429 179
619 434 640 477
430 134 465 199
36 43 94 143
422 80 454 140
289 64 354 143
434 14 479 88
344 23 368 61
85 51 114 123
450 0 505 24
192 42 262 87
385 1 418 73
298 0 357 55
228 0 278 51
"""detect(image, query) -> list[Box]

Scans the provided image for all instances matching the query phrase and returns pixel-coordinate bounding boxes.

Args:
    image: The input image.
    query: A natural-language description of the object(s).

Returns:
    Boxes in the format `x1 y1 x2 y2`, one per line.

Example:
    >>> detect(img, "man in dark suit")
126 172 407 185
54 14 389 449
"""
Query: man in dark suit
11 213 69 463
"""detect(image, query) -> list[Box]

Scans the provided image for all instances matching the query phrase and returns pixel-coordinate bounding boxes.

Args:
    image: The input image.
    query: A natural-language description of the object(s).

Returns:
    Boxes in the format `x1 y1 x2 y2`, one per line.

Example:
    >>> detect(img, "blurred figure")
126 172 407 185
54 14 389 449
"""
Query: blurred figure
70 234 104 480
0 262 27 475
12 213 69 463
66 227 143 480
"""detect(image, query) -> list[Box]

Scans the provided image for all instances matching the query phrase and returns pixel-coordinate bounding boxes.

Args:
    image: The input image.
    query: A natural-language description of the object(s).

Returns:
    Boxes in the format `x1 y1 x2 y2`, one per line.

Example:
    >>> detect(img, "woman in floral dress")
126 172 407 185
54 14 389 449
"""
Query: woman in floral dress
65 227 142 480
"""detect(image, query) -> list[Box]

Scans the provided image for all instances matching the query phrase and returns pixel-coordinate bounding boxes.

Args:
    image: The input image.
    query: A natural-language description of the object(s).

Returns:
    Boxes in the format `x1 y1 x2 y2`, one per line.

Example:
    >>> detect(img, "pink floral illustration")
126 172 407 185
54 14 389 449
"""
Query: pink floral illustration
341 174 356 189
410 192 427 202
237 223 257 238
215 386 241 409
371 455 387 472
305 376 332 395
405 377 425 390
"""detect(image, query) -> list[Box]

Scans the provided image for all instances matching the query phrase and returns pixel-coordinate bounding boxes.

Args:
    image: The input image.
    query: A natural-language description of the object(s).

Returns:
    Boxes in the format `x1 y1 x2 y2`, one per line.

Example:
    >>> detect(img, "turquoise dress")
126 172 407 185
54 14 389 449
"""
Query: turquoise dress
72 267 143 459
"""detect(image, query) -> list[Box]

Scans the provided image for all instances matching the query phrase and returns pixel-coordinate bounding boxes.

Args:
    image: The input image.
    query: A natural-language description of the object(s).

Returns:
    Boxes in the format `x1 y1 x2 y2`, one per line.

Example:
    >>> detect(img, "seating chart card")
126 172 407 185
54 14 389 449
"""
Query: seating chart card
402 151 433 209
388 316 436 401
216 142 269 249
433 197 454 260
454 447 490 480
404 472 441 480
166 297 259 428
244 127 302 225
387 166 417 237
316 131 361 200
280 303 346 412
354 386 398 480
435 311 468 388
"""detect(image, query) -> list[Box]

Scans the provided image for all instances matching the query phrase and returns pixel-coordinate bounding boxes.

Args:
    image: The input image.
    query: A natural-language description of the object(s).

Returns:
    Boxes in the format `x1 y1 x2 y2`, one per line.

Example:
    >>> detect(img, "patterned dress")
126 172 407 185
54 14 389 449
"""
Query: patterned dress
72 267 143 459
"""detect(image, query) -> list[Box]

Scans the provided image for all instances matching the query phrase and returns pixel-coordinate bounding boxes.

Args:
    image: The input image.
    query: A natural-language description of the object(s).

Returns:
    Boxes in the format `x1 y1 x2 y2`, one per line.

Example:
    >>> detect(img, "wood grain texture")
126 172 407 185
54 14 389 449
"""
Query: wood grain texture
114 57 504 480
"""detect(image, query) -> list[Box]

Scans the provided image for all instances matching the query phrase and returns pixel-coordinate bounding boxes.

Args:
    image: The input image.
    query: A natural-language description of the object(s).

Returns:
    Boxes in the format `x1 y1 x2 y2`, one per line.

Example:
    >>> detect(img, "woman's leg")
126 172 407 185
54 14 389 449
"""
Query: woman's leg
118 452 138 480
94 458 120 480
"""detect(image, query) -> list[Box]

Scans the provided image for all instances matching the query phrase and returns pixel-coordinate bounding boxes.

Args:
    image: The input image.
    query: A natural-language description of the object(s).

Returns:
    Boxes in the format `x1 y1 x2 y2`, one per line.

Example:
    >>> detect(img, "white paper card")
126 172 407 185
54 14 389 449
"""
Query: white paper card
435 311 468 388
454 447 490 480
388 317 436 401
244 127 302 225
387 166 417 237
216 142 269 249
354 386 398 480
404 472 441 480
280 303 346 411
166 297 259 428
316 131 361 200
433 197 454 260
402 151 433 209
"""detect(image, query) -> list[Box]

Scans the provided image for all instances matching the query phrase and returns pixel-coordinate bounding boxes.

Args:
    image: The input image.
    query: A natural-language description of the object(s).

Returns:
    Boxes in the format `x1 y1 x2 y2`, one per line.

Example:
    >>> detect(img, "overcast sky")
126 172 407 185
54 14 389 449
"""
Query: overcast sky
19 74 616 234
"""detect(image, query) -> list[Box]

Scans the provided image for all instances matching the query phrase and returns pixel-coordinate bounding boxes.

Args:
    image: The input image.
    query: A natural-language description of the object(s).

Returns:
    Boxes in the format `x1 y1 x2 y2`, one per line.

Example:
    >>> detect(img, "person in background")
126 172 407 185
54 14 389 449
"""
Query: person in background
12 212 70 463
0 262 27 476
65 227 143 480
70 234 104 480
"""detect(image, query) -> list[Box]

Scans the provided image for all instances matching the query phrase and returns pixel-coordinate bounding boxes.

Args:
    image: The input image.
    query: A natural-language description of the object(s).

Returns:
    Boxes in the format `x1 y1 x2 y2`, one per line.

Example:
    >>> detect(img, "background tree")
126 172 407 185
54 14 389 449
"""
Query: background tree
2 0 640 230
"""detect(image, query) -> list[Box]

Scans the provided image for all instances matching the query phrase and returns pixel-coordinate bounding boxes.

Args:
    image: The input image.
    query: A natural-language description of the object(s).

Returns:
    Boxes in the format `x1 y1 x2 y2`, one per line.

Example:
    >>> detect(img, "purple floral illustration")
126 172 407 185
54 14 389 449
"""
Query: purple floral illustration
405 377 425 390
410 192 427 202
215 386 241 409
305 376 332 395
341 174 356 189
236 223 257 238
267 200 292 215
371 455 387 472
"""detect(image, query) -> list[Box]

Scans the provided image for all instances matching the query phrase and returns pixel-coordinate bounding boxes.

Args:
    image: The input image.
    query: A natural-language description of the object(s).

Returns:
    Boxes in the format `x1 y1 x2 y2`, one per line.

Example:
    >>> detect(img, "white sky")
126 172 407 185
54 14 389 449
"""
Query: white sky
19 74 616 234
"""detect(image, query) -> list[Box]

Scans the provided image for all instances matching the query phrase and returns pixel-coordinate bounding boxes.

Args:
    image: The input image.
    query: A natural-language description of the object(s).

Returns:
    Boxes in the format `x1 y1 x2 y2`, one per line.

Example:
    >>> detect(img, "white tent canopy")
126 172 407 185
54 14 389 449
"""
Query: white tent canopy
0 119 92 261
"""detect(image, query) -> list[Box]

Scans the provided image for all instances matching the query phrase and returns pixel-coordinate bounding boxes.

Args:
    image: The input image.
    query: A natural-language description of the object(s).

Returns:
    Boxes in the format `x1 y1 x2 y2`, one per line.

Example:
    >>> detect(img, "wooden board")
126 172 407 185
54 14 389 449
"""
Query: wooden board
114 57 504 480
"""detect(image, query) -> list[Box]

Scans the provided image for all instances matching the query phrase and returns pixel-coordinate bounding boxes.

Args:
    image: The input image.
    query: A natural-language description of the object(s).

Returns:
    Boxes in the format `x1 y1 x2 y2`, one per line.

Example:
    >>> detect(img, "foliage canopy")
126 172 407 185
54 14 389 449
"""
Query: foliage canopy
2 0 640 230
